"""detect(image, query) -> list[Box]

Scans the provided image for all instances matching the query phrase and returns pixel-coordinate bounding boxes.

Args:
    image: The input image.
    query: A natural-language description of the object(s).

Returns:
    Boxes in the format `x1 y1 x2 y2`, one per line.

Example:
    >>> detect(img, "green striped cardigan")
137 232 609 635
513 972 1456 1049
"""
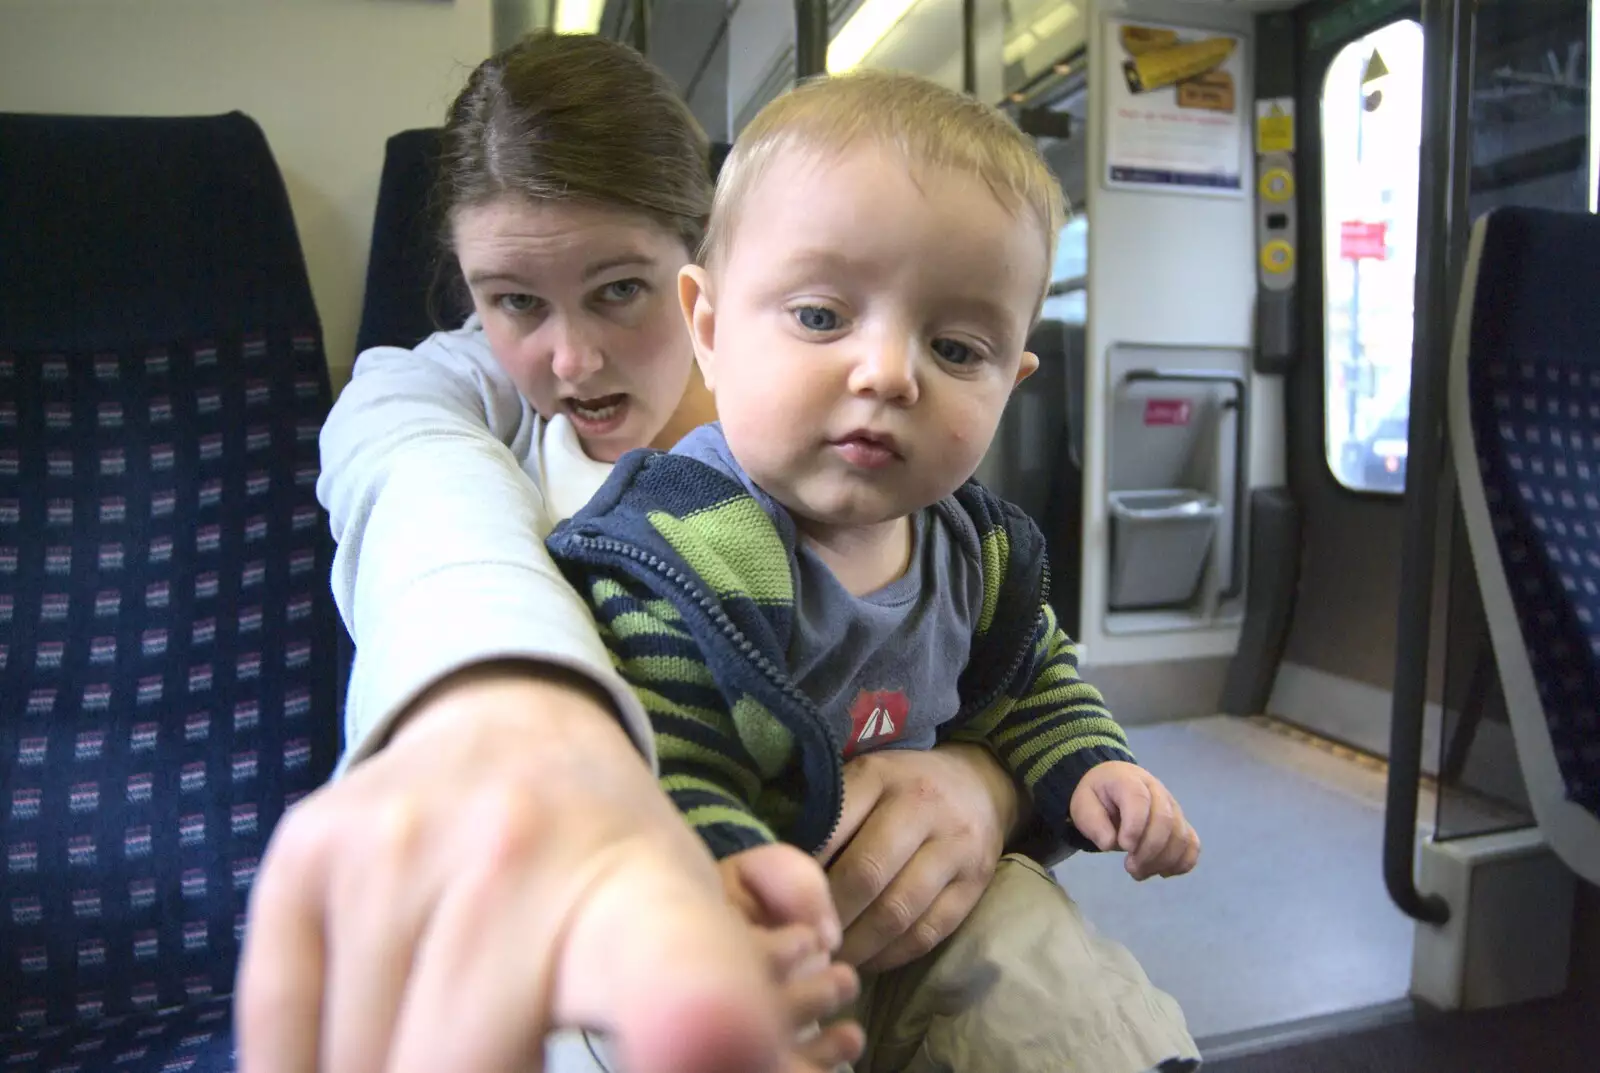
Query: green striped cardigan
546 449 1135 860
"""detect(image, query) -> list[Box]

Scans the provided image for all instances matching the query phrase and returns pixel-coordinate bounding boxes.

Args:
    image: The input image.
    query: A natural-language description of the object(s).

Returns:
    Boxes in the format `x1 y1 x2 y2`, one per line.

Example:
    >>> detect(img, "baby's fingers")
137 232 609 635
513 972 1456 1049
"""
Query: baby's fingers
1126 794 1177 880
782 960 859 1030
728 844 843 946
790 1018 866 1073
1156 821 1201 878
753 923 827 982
786 963 864 1073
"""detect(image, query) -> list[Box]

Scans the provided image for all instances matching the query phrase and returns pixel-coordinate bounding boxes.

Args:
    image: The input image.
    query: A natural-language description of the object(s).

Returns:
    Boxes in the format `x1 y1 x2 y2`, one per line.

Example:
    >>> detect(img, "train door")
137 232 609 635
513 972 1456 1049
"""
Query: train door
1272 0 1427 758
1275 0 1595 758
1262 0 1598 1036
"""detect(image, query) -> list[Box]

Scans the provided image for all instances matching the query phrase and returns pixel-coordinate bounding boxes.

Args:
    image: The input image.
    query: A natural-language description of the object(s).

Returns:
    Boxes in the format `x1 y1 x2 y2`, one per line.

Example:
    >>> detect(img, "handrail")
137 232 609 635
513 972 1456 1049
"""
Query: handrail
1383 0 1467 928
1122 369 1249 603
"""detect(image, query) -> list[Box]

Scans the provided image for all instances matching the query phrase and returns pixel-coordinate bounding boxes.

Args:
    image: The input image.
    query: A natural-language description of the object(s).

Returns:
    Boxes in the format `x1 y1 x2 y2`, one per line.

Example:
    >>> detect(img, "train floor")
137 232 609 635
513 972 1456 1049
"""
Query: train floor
1201 991 1594 1072
1053 715 1525 1044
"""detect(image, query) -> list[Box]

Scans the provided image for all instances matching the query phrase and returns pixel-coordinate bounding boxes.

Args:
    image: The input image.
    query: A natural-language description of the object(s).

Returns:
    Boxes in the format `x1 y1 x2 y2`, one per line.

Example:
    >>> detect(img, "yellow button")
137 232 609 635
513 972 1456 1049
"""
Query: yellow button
1260 167 1295 202
1261 240 1295 274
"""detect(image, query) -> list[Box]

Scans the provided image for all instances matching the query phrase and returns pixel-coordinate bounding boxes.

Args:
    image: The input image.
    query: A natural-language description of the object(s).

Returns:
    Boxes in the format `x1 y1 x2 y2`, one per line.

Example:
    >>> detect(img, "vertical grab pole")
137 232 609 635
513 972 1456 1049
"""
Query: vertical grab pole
629 0 650 56
795 0 829 81
962 0 977 96
1383 0 1469 927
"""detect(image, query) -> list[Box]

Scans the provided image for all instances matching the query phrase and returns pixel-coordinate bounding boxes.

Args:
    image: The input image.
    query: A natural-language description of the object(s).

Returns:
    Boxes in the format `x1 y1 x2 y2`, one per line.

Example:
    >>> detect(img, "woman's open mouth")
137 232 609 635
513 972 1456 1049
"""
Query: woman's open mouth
565 393 629 433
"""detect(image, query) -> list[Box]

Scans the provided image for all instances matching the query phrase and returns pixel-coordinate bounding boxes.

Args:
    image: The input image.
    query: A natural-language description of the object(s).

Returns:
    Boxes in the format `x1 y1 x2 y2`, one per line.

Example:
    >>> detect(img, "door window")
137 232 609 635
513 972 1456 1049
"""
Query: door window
1320 20 1425 494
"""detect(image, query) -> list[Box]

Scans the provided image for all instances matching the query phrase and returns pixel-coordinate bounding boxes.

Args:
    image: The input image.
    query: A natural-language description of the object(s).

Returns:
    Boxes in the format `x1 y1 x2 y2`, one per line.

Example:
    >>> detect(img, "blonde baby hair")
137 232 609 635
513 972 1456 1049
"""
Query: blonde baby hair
702 69 1066 306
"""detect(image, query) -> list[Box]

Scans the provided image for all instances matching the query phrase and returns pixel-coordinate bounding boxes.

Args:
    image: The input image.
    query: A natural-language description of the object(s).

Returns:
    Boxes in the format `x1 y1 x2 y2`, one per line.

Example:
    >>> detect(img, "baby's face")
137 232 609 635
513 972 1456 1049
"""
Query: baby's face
685 142 1046 535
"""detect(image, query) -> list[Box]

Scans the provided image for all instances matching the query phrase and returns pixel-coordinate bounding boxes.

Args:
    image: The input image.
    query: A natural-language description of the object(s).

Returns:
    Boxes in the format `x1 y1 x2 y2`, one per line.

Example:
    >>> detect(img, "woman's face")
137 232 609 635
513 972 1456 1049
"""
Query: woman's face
453 196 696 462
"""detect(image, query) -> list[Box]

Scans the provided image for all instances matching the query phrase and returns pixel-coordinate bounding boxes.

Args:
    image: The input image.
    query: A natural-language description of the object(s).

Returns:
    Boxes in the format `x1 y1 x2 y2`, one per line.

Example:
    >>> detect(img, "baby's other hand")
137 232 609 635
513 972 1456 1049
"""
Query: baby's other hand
1068 761 1201 881
719 845 865 1071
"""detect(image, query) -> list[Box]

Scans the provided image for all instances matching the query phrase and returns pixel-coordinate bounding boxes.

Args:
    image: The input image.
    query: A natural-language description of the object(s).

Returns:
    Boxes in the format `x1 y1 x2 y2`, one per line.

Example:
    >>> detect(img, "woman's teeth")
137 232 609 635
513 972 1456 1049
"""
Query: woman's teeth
569 396 624 422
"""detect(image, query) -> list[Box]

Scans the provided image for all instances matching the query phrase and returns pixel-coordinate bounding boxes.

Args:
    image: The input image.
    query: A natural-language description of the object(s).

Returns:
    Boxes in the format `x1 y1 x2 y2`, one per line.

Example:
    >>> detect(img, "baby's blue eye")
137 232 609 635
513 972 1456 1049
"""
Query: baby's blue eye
932 338 977 365
795 306 840 333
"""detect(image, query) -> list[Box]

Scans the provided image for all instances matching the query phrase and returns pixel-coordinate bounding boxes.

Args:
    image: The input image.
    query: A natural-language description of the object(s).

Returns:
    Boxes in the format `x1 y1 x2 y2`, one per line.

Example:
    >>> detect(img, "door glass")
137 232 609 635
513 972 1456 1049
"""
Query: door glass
1320 20 1425 494
1467 0 1593 220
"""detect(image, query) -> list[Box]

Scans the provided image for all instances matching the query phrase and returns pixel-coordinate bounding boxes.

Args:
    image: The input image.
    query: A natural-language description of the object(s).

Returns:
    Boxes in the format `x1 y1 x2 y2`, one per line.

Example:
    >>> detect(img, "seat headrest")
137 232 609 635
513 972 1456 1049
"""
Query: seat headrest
357 126 466 355
1469 206 1600 362
0 111 317 352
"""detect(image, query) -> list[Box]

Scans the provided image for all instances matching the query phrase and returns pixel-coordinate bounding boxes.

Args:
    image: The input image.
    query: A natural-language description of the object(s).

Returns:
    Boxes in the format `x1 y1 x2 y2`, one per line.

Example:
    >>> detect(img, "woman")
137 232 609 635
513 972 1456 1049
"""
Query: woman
235 32 1037 1073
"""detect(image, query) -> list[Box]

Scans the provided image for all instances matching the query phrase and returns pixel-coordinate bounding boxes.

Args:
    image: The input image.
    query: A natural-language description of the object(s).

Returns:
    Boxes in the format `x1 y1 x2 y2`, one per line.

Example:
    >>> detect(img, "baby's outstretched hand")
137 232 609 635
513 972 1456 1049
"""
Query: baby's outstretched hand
719 845 866 1071
1068 761 1201 881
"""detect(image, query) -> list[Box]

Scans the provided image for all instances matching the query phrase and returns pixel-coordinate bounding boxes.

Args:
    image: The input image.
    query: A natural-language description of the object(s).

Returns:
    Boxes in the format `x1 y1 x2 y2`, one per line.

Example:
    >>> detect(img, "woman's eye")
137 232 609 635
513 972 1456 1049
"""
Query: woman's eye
496 293 539 315
598 279 644 303
931 338 979 365
794 306 841 333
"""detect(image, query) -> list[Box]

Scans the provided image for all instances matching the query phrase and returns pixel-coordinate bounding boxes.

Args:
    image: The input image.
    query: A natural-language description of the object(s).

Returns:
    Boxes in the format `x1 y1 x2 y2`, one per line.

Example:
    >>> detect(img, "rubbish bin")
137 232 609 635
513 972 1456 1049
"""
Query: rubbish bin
1108 489 1223 610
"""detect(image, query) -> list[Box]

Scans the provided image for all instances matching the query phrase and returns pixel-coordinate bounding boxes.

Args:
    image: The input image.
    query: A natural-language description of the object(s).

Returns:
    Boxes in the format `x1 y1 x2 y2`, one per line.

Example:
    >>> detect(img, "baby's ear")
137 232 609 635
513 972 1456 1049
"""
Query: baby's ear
1015 350 1040 386
678 264 719 390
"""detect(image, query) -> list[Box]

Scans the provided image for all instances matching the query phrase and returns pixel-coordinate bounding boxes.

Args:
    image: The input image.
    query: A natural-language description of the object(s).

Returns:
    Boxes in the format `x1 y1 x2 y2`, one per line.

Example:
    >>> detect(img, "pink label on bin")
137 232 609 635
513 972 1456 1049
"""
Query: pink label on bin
1143 399 1193 426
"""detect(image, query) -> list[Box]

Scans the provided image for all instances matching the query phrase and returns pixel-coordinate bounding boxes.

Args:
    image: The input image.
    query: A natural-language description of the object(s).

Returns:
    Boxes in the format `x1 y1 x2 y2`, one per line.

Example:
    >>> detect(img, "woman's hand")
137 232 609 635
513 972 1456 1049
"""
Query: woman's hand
817 743 1023 974
237 667 817 1073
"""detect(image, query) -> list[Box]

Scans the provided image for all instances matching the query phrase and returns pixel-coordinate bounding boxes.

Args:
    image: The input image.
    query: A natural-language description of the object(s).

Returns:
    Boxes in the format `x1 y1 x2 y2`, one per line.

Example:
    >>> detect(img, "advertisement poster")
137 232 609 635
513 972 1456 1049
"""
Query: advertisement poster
1105 19 1247 194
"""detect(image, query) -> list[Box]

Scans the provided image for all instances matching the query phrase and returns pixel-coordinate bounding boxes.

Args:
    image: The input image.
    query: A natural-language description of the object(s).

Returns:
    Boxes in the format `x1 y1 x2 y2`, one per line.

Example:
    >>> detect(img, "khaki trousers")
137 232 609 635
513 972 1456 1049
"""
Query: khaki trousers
557 854 1199 1073
849 854 1199 1073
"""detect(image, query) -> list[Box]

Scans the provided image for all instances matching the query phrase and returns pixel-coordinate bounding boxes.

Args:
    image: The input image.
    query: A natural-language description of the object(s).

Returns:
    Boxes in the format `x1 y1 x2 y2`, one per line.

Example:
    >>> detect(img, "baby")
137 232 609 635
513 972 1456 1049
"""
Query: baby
549 69 1201 1073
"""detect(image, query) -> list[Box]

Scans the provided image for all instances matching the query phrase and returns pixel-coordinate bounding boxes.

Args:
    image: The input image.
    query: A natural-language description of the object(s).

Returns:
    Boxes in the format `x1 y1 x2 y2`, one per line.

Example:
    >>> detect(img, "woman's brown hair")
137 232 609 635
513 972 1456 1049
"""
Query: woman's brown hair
440 31 713 254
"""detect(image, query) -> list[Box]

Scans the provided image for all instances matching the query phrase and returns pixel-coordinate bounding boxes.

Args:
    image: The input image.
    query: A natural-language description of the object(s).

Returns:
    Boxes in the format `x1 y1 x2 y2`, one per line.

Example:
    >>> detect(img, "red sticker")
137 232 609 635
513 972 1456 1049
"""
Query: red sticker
1144 399 1193 426
845 689 908 758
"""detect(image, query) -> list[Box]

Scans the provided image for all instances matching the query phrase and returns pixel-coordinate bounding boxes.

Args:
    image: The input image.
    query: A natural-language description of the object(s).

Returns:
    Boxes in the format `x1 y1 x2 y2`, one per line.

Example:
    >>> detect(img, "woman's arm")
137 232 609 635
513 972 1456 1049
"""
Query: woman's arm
243 332 848 1073
317 325 650 767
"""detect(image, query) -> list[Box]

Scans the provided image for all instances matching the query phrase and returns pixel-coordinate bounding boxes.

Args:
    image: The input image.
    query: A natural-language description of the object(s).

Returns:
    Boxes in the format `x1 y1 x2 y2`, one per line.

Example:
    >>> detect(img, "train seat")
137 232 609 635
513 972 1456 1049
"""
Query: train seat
0 111 342 1069
1450 205 1600 886
356 127 468 356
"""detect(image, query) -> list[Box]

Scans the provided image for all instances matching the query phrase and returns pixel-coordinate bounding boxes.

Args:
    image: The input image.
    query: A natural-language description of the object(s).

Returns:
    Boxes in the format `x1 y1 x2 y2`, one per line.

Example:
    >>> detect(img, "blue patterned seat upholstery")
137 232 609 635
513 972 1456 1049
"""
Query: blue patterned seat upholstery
0 112 341 1069
1451 206 1600 886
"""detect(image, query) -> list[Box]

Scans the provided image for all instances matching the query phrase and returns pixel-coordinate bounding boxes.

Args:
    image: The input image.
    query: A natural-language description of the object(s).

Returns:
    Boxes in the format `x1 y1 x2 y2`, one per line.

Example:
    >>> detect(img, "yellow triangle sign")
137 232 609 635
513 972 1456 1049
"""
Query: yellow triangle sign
1362 49 1389 84
1268 102 1285 118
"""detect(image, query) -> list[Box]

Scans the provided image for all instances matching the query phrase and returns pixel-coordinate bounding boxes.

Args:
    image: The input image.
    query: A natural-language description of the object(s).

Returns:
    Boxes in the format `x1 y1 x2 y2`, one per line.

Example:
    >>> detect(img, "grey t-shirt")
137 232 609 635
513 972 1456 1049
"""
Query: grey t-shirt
674 425 983 758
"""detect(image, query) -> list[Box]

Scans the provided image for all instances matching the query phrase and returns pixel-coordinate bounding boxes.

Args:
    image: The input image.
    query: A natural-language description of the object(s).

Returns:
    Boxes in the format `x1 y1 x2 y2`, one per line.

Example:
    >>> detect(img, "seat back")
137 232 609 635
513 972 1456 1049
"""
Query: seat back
0 111 341 1032
1043 321 1088 638
710 140 733 181
355 127 470 355
1449 206 1600 885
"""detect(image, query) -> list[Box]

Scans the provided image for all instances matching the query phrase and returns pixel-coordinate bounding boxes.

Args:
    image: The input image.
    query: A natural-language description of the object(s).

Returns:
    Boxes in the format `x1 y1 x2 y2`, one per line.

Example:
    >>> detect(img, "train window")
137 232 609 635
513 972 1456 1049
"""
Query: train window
1320 20 1425 495
1041 215 1087 324
831 1 1089 104
834 0 966 91
1467 0 1594 220
1004 1 1089 98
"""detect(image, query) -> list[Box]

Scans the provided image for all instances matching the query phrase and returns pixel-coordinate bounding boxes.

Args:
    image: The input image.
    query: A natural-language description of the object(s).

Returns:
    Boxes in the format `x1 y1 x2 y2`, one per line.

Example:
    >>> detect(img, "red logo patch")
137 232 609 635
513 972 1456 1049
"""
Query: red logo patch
845 689 908 758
